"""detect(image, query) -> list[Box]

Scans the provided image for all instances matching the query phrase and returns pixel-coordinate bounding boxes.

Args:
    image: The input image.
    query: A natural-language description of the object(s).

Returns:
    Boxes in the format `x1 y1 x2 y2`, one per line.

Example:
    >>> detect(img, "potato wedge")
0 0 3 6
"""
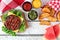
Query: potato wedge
47 16 57 22
57 11 60 22
40 20 51 25
42 7 50 13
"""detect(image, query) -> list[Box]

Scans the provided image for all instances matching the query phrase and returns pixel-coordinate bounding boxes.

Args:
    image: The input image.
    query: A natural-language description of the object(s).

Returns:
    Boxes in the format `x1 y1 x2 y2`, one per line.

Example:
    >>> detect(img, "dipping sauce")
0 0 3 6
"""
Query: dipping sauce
28 10 38 20
22 2 32 11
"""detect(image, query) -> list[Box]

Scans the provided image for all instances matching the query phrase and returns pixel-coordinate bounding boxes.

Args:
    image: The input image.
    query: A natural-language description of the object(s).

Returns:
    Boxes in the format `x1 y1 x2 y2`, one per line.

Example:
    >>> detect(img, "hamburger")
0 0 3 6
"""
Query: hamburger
4 15 21 30
1 9 28 36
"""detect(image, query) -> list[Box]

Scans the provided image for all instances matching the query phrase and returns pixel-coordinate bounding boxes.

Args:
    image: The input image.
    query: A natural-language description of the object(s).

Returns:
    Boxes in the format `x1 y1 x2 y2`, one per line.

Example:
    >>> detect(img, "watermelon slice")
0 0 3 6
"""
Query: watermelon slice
44 24 60 40
53 24 60 37
57 25 60 40
44 27 56 40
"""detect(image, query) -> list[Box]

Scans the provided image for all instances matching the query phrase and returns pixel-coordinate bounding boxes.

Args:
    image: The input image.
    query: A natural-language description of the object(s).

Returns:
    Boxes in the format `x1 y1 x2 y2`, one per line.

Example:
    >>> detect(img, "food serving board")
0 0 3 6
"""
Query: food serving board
0 0 60 36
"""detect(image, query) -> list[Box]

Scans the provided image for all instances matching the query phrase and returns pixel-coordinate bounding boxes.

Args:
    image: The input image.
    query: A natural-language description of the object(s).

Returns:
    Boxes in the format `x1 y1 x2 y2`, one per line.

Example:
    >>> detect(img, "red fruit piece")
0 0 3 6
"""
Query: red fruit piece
45 27 56 39
53 24 59 37
44 24 60 40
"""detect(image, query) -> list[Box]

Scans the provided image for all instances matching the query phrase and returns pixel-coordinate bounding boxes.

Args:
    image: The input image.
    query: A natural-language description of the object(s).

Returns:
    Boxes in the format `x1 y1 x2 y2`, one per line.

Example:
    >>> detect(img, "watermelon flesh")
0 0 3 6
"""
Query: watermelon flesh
53 24 59 37
44 27 56 39
57 25 60 40
44 24 60 40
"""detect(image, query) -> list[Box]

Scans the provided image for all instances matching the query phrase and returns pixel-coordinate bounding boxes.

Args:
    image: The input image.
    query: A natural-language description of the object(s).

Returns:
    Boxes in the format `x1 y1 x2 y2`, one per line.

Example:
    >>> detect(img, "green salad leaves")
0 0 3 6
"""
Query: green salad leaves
2 26 16 36
1 13 8 22
19 21 26 32
9 9 22 16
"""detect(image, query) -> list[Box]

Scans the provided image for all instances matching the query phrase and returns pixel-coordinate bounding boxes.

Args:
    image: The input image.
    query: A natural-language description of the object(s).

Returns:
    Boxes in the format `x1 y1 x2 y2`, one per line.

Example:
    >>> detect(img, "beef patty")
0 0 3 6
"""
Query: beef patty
4 15 21 30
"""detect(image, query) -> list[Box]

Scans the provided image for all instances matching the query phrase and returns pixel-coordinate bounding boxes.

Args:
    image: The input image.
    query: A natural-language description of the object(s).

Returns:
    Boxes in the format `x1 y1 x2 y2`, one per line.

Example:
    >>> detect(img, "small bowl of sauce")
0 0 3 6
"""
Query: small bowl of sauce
22 2 32 11
28 10 38 21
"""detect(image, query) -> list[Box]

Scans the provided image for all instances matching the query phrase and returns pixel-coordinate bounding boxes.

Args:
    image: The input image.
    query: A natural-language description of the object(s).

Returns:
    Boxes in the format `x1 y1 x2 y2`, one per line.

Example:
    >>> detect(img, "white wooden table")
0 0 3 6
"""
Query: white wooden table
0 0 57 36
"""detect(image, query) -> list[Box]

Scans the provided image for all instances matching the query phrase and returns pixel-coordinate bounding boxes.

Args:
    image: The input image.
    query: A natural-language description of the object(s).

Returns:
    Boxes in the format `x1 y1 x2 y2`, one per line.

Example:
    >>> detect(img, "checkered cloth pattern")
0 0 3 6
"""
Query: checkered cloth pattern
48 0 60 12
0 0 24 13
0 0 60 13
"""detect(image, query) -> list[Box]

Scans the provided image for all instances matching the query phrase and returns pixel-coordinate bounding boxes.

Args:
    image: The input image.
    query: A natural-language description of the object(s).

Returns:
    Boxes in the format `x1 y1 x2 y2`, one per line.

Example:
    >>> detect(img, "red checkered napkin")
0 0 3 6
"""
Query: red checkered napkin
0 0 24 13
48 0 60 12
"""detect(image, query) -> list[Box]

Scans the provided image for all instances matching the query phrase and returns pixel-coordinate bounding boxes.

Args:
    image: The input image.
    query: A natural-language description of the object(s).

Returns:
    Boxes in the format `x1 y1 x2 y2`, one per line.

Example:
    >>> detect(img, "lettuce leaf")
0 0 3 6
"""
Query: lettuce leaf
9 10 22 16
16 10 22 16
9 9 15 13
19 21 26 32
1 13 8 22
2 26 16 36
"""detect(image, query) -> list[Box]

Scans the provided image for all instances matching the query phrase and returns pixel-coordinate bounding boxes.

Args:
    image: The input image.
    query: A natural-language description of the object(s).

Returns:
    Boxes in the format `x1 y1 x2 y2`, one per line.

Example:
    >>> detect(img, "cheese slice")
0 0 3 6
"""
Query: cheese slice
13 29 19 33
8 12 15 15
